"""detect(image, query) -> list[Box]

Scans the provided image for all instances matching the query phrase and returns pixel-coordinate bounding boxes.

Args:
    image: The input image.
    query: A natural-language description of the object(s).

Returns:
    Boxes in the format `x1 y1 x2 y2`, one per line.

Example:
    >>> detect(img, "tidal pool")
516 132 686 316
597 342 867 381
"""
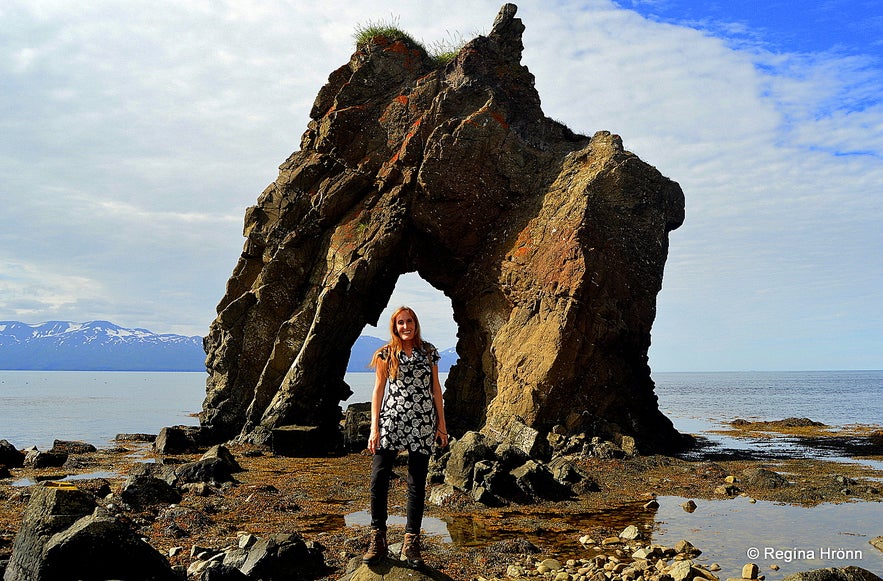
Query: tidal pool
345 495 883 580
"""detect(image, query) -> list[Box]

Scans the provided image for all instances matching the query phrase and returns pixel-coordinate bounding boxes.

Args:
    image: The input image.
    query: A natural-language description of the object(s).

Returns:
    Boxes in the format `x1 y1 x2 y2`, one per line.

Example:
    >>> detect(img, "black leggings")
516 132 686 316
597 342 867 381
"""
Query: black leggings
369 449 430 534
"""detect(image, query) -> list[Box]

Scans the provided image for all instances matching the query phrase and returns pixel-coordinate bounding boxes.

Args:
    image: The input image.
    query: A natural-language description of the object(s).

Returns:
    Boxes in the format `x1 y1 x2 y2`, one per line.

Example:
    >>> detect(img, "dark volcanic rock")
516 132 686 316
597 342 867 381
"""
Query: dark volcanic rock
783 567 882 581
48 439 96 455
154 425 202 454
201 3 687 454
0 440 24 468
120 473 182 508
4 482 178 581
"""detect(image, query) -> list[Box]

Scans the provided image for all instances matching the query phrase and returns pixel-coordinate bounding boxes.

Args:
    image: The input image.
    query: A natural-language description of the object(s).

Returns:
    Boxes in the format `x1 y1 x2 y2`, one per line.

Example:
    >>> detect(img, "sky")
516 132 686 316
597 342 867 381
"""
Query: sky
1 1 880 372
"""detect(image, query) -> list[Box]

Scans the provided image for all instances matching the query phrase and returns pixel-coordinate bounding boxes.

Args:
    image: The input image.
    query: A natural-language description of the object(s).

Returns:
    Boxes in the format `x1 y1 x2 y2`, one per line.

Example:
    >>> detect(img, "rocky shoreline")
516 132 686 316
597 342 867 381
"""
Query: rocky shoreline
1 421 882 580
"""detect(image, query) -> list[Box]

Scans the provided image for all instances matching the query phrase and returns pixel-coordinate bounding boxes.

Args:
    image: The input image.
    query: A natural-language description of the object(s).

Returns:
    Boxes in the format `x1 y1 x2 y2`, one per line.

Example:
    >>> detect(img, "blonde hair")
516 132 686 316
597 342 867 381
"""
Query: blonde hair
370 306 425 380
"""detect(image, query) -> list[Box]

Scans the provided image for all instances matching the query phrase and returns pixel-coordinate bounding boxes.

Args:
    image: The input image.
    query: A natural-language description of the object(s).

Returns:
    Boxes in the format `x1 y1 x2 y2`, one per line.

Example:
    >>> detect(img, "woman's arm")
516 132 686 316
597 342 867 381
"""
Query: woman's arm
368 363 387 454
430 364 448 448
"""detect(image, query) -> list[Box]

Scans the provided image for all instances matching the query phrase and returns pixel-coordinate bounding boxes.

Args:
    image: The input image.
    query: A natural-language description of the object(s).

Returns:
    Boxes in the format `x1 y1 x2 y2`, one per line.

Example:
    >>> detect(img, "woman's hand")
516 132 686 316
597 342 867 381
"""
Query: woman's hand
368 428 380 454
435 428 449 449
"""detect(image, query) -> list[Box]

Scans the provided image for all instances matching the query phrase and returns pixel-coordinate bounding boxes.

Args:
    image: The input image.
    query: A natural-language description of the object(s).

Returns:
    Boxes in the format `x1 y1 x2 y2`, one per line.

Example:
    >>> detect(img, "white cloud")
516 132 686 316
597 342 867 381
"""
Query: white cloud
1 1 880 369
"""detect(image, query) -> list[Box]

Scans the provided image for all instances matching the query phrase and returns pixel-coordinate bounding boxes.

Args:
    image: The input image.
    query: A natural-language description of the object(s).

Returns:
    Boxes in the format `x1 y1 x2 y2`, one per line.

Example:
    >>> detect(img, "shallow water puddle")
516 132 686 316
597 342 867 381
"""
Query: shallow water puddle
337 496 883 580
12 469 121 487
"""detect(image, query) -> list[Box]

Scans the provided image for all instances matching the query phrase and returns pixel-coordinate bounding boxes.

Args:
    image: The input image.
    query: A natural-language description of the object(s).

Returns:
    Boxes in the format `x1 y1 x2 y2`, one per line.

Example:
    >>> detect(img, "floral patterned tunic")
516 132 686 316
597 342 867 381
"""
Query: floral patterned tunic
378 342 440 455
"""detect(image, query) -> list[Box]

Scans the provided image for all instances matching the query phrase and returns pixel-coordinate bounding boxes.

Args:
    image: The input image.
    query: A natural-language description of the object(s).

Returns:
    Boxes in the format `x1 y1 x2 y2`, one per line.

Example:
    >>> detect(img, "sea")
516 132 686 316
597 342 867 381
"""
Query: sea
1 369 882 578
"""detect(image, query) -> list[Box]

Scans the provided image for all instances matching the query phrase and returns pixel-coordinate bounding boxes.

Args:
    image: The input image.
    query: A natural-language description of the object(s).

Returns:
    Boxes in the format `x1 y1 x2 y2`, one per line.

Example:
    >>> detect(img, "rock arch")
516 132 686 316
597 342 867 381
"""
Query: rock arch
200 4 688 453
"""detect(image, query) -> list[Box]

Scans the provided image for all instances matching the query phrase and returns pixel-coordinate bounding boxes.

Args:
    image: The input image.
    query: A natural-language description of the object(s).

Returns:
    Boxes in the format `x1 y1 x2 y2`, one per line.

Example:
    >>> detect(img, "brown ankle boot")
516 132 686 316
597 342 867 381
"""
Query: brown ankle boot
401 532 423 567
362 528 387 565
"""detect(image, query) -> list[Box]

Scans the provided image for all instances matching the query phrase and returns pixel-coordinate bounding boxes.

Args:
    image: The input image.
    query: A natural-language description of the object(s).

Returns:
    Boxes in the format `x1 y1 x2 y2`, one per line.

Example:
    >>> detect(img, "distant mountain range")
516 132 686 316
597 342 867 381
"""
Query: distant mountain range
0 321 205 371
347 335 458 373
0 321 457 373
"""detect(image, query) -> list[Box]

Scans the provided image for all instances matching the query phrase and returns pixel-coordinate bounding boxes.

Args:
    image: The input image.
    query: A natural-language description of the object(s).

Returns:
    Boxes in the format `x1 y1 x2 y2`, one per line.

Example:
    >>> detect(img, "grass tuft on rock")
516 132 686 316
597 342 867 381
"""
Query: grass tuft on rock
353 17 471 67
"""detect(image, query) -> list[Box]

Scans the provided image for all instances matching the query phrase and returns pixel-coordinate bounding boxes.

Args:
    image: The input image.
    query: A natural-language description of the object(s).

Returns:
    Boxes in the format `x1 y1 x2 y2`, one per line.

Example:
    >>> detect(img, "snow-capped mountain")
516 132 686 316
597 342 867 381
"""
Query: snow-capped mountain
0 321 205 371
0 321 459 372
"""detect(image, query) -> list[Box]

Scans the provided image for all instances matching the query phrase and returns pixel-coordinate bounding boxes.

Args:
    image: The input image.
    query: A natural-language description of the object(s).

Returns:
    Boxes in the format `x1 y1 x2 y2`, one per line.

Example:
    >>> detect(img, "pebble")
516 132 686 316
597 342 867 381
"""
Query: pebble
537 558 561 573
619 525 641 540
502 537 790 581
742 562 760 579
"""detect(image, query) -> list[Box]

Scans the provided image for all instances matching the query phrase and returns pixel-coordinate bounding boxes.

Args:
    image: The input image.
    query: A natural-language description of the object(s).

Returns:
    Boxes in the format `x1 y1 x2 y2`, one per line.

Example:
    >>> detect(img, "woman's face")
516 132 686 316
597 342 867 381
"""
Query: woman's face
395 310 416 342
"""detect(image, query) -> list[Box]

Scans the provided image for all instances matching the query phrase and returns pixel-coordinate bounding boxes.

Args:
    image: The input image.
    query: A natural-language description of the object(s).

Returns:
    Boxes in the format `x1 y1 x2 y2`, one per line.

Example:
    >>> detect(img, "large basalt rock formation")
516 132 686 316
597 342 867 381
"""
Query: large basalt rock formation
201 4 688 453
4 483 179 581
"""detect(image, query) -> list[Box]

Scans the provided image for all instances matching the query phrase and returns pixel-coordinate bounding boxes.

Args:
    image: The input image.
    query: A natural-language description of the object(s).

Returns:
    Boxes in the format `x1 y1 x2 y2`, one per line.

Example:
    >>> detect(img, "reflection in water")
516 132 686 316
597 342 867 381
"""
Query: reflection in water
442 501 656 555
344 510 452 542
341 496 883 580
11 469 121 488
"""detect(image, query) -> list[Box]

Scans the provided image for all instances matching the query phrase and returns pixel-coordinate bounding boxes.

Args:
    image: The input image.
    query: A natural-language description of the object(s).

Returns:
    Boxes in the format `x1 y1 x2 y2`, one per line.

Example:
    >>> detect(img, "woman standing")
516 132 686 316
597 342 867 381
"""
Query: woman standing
362 306 449 567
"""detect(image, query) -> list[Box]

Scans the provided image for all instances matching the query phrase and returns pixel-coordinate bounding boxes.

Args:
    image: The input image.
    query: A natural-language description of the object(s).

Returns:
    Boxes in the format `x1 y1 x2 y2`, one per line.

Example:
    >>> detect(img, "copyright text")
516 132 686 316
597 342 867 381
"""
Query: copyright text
746 546 863 562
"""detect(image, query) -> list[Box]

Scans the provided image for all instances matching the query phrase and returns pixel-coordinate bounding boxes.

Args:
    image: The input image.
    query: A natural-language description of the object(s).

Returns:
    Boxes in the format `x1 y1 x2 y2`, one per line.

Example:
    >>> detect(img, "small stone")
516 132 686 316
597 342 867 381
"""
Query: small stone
675 539 701 556
681 499 697 512
667 559 693 581
507 564 525 577
709 563 721 571
742 562 759 579
770 564 780 571
578 535 595 545
715 484 739 496
643 499 659 509
724 475 737 484
871 536 883 552
233 533 254 550
169 546 184 557
539 558 561 572
187 560 209 576
554 572 571 581
601 536 621 545
619 525 641 540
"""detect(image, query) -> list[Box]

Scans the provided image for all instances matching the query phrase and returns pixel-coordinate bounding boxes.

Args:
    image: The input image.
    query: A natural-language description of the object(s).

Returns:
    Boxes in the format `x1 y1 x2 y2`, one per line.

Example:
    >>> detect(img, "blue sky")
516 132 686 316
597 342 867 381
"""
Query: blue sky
1 1 880 372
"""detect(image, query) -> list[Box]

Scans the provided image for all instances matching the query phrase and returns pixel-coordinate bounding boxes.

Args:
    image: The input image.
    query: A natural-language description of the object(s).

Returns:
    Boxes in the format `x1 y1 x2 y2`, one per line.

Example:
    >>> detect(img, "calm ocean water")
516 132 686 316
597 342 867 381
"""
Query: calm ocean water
2 369 880 449
1 369 882 577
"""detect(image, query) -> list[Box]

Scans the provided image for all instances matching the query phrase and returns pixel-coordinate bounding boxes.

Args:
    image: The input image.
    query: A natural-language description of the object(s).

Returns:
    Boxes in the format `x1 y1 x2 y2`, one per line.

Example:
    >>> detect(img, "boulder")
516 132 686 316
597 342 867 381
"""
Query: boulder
271 425 342 457
444 431 495 491
4 482 178 580
340 557 455 581
200 445 243 472
48 440 96 455
115 433 157 443
742 467 789 488
176 457 236 486
483 416 550 461
782 567 882 581
0 440 25 468
154 425 202 454
199 3 688 455
547 456 598 493
120 473 182 509
127 461 179 486
235 533 326 580
343 402 372 452
200 564 249 580
23 449 67 469
510 460 570 500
